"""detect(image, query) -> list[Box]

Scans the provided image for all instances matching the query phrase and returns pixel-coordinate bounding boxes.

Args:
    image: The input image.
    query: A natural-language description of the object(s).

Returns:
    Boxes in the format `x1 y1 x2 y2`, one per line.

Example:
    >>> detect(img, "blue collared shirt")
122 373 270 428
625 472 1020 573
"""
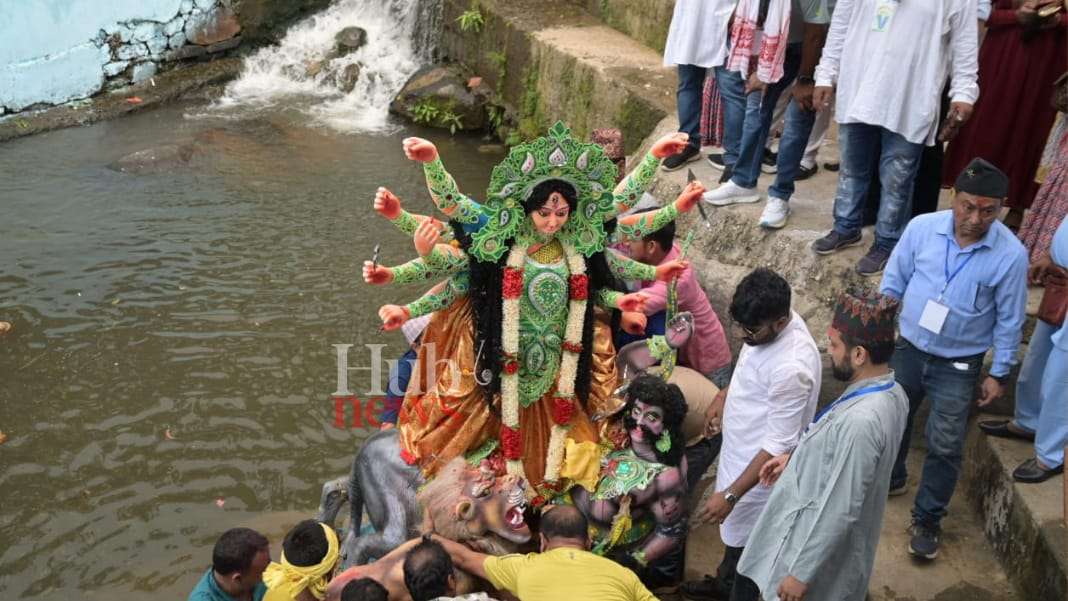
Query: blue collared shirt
1052 218 1068 350
189 569 266 601
881 210 1028 376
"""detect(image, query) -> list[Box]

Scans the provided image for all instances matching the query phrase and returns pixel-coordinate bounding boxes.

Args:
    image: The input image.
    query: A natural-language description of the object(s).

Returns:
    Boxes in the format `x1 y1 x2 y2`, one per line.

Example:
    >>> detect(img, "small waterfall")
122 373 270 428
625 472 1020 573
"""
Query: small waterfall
215 0 442 132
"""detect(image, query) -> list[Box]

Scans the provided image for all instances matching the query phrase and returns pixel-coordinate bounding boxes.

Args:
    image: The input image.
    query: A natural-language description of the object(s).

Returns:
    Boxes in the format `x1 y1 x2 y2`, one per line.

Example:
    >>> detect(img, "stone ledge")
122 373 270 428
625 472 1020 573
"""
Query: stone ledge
963 421 1067 601
572 0 676 53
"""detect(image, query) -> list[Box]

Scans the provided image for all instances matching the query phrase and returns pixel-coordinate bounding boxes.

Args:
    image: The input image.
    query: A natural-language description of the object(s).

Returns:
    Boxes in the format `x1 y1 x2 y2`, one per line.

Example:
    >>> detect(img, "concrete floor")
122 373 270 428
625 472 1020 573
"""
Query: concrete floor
666 443 1021 601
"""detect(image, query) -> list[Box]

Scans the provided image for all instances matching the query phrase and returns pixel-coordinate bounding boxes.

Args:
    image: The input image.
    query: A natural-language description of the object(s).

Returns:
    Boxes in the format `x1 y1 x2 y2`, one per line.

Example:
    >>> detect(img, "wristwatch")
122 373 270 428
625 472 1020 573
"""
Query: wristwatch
797 75 816 85
723 487 739 506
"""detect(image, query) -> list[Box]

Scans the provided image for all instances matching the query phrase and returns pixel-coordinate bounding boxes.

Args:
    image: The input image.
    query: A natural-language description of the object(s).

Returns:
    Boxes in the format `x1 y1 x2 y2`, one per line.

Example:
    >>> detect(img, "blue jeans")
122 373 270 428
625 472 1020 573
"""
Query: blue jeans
767 97 818 201
890 339 984 528
677 65 708 150
715 43 802 188
834 123 924 251
1016 321 1068 468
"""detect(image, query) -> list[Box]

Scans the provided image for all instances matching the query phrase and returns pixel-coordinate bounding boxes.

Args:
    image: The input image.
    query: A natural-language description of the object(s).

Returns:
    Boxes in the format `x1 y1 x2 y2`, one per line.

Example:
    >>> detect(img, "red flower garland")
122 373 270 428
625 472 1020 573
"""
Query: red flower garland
500 425 522 459
503 359 519 375
561 341 583 354
552 396 574 426
503 267 524 299
531 495 547 508
569 274 589 300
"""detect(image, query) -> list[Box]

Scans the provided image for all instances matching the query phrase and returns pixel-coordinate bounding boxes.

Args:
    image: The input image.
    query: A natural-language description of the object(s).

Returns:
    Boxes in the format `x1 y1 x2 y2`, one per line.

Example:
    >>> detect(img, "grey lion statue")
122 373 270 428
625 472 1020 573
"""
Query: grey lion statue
317 428 532 569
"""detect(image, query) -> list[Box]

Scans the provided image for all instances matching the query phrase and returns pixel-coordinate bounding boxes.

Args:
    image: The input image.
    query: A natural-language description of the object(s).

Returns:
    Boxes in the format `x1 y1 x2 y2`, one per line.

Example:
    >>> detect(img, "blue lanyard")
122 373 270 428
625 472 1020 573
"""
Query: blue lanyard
808 381 895 429
941 237 975 299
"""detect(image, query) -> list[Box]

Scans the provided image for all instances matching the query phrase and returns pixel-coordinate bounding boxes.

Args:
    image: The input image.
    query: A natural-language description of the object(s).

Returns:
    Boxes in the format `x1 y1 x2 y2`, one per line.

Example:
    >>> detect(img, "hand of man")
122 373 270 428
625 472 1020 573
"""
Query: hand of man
620 311 647 335
703 387 727 438
402 137 439 163
938 102 974 142
1028 254 1053 284
744 72 767 95
651 133 691 159
777 575 809 601
374 187 402 220
759 453 791 486
695 491 734 524
813 86 834 111
792 80 816 112
414 217 440 257
674 181 707 213
977 375 1005 408
655 259 690 282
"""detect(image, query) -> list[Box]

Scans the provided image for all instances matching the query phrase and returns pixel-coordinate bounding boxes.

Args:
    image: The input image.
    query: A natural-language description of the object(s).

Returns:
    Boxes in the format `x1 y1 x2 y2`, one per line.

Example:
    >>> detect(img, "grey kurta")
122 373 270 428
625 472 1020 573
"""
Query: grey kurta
736 372 908 601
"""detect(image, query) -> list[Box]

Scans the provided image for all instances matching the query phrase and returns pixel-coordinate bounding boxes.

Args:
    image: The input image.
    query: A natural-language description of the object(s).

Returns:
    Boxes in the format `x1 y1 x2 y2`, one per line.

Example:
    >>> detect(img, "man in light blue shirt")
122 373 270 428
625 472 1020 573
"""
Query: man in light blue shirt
189 528 270 601
879 157 1028 561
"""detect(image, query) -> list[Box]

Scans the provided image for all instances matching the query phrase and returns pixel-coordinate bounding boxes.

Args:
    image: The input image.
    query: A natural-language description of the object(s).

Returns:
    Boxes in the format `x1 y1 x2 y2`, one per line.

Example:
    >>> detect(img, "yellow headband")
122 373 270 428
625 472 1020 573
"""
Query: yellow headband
263 523 339 601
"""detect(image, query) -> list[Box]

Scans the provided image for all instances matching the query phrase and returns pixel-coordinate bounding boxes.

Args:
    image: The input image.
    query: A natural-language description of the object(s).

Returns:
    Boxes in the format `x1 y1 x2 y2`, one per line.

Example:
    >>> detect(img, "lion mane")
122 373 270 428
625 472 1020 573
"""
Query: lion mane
417 458 519 557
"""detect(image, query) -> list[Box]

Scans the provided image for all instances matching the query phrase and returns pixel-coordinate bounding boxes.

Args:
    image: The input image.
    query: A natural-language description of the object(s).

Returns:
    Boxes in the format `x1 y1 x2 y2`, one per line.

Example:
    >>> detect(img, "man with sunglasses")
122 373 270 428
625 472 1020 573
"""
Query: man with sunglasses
683 268 821 601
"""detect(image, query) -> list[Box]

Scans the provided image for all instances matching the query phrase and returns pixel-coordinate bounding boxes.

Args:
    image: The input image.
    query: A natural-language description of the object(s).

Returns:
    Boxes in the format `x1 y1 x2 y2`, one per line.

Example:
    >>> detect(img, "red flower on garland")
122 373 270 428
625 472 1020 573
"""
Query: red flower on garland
500 425 522 459
501 352 519 374
561 341 583 354
569 274 589 300
503 267 524 299
531 495 546 508
399 448 418 465
552 396 574 426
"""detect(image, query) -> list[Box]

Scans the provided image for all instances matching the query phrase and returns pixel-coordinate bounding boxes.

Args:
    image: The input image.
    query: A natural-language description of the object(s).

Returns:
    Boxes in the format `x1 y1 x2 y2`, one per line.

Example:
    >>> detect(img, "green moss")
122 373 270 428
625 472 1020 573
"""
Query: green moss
616 95 663 154
517 62 547 142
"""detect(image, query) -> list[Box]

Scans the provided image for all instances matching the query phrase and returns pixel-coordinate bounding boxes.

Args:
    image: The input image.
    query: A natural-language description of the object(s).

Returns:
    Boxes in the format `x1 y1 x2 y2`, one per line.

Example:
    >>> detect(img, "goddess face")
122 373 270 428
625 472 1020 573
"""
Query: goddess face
528 192 571 237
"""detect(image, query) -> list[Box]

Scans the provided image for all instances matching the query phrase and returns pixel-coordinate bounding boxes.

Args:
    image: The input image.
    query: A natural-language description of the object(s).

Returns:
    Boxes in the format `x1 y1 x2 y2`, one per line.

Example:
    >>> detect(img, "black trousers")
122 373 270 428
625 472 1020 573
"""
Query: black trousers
718 544 761 601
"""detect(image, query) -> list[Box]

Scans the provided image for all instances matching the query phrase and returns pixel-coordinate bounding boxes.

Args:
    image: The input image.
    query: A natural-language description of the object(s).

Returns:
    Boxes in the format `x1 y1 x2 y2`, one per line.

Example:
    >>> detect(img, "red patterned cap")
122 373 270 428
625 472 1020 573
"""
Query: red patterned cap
831 288 900 344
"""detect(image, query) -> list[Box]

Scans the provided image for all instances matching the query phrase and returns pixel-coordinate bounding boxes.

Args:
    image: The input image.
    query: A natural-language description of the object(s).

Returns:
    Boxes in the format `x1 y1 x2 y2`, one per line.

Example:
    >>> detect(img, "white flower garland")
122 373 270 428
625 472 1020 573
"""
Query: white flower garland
499 238 588 485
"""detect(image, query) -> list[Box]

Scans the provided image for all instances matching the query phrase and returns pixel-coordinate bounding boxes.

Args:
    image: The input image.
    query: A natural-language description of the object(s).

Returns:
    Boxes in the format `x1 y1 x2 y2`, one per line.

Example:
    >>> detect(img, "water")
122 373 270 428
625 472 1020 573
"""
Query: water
0 1 501 598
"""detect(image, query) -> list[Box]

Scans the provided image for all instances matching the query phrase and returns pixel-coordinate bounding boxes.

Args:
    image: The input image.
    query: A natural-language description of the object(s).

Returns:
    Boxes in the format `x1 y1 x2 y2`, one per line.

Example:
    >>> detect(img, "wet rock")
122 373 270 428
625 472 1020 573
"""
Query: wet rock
305 60 325 78
233 0 332 44
390 65 487 132
206 37 241 54
109 144 196 174
186 6 241 45
335 63 361 93
334 27 367 56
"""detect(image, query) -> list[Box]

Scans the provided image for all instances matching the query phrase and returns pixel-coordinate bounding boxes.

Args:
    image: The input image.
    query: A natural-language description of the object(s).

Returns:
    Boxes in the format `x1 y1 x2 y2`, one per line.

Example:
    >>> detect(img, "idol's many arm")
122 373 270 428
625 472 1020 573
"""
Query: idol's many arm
423 244 469 273
606 250 657 282
615 201 680 241
404 272 470 319
596 288 625 311
388 256 463 285
423 158 485 225
609 151 661 218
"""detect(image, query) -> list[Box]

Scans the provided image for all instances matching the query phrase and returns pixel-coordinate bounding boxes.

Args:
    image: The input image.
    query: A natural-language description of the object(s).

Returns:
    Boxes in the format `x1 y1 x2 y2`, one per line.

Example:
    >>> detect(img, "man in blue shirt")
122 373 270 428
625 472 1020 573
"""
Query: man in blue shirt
189 528 270 601
879 157 1028 561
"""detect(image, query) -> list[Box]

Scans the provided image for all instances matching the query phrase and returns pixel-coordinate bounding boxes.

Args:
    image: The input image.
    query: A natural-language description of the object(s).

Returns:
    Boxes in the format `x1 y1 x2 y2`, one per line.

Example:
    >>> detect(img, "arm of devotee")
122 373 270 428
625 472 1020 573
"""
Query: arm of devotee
422 158 485 225
813 0 854 87
430 535 490 581
878 223 917 300
606 250 657 282
946 0 980 108
988 254 1029 380
404 273 470 319
784 417 882 585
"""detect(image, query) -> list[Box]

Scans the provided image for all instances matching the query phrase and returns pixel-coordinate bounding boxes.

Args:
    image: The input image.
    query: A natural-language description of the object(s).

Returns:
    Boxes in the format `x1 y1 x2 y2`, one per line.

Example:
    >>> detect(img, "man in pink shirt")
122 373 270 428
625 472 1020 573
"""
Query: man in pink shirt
622 212 733 388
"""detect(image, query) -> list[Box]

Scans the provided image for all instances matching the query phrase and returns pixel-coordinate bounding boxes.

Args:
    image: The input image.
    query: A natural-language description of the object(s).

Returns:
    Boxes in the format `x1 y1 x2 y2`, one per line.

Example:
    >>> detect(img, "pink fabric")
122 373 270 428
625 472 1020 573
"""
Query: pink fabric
1019 122 1068 262
700 71 725 147
639 244 732 376
724 0 791 84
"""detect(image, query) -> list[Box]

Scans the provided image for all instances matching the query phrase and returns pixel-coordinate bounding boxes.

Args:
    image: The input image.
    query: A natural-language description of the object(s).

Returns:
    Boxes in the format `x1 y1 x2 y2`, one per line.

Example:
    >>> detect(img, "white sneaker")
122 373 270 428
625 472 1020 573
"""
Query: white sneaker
759 197 791 229
701 182 761 207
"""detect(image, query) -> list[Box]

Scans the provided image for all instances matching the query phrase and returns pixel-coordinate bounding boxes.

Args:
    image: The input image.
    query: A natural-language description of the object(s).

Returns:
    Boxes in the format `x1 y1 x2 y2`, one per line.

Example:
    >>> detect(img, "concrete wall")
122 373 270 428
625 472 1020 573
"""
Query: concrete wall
574 0 676 53
0 0 243 114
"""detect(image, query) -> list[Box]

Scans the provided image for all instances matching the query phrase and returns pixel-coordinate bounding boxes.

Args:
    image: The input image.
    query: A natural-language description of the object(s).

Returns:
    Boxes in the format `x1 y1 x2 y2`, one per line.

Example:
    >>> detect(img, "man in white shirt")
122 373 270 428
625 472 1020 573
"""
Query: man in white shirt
661 0 736 171
809 0 979 276
681 268 822 601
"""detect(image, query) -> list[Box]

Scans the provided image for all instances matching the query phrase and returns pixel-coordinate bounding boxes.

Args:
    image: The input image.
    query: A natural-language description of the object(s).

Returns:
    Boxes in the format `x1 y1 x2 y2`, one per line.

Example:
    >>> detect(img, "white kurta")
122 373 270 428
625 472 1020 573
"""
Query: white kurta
716 311 822 547
662 0 735 68
737 373 909 601
814 0 979 145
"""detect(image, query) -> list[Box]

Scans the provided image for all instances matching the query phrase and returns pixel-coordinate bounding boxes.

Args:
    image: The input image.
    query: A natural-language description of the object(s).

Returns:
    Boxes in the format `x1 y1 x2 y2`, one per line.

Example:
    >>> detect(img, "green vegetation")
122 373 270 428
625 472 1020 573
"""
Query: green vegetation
456 4 484 33
410 98 440 125
516 64 547 143
440 110 464 135
410 98 464 135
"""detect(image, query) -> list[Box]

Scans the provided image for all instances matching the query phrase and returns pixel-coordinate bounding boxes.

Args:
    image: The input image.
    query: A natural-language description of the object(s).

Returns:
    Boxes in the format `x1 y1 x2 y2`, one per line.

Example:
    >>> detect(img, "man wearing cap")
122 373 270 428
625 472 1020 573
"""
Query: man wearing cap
879 157 1028 560
734 289 907 601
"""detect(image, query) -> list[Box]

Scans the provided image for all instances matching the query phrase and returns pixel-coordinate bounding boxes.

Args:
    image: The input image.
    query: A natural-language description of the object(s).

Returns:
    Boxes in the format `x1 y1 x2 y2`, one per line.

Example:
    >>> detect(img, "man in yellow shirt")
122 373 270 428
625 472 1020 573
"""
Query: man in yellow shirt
433 505 658 601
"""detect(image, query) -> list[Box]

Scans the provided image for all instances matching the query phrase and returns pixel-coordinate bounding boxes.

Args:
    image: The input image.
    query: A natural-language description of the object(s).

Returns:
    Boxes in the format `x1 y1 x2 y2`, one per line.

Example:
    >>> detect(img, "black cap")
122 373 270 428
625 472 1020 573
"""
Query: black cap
954 157 1009 199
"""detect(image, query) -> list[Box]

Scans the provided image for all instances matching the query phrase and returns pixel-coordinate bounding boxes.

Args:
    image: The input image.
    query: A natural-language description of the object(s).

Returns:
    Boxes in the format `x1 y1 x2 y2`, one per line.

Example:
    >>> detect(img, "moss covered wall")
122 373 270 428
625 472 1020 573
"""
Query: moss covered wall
574 0 675 53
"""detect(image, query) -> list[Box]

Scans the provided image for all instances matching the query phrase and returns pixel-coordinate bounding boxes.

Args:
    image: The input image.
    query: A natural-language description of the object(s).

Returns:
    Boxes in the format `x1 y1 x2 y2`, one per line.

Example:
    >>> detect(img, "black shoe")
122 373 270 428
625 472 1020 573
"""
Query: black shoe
680 575 729 600
795 163 818 181
812 230 863 255
908 521 941 560
662 145 700 171
978 419 1036 441
761 148 778 174
823 160 840 172
1013 457 1064 483
706 153 728 171
719 164 733 184
856 245 892 276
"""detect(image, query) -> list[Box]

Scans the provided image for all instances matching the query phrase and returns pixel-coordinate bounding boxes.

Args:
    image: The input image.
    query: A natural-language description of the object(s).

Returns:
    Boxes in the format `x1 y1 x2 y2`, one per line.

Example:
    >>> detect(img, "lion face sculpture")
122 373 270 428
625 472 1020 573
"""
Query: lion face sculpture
418 458 532 555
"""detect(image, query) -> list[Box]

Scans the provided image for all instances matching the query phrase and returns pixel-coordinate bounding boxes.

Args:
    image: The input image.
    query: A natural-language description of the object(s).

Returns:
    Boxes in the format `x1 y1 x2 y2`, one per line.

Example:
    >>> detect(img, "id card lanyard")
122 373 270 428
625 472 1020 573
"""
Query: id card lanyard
807 381 896 431
940 237 975 302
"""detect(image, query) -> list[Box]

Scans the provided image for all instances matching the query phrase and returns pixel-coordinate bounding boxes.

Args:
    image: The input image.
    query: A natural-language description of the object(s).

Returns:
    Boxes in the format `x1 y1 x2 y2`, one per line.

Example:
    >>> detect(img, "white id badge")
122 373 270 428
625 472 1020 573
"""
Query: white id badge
872 0 897 32
919 299 949 334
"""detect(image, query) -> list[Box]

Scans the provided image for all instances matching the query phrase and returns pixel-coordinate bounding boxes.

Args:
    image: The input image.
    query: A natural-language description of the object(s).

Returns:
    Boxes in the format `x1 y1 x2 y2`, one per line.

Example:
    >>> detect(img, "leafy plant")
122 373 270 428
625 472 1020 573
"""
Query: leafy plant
410 98 440 125
487 104 505 130
440 110 464 135
456 5 484 33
